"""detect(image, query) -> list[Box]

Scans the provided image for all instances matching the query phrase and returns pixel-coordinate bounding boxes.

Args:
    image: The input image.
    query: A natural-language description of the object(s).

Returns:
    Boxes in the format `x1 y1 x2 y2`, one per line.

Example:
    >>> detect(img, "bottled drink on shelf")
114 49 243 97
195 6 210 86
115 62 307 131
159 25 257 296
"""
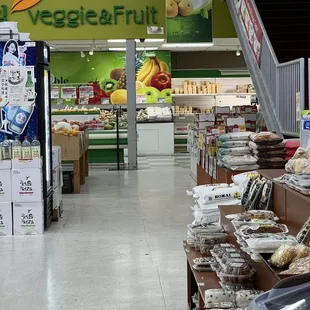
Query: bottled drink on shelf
21 136 31 160
12 136 22 160
31 136 41 158
2 136 11 160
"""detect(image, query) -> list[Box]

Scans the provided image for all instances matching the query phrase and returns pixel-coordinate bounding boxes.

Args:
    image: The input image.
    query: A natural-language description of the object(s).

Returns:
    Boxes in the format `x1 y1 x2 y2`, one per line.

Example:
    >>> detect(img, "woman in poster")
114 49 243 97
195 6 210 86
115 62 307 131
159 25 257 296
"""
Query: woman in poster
2 40 19 66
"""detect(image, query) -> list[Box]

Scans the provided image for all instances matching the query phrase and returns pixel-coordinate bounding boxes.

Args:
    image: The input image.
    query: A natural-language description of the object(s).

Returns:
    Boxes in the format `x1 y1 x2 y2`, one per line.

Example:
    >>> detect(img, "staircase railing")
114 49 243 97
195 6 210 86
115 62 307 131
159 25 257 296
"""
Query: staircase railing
227 0 305 137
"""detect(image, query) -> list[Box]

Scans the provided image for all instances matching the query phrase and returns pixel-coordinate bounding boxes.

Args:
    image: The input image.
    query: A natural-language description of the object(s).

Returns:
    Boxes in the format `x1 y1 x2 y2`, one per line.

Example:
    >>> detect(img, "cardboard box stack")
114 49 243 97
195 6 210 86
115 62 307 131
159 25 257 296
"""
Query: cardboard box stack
11 158 44 235
52 146 63 217
0 160 12 236
232 105 258 132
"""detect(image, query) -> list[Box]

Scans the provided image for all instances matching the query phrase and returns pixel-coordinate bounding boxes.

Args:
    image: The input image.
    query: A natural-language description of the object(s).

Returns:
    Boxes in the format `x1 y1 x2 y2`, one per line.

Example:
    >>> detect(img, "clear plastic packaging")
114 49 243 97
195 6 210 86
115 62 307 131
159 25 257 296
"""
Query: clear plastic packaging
199 233 227 246
234 210 279 221
236 290 263 308
212 243 235 254
217 269 255 286
250 132 283 145
200 244 213 255
239 223 289 237
270 244 310 268
204 289 236 309
193 257 215 266
219 260 252 276
187 223 224 234
219 280 254 291
246 235 298 253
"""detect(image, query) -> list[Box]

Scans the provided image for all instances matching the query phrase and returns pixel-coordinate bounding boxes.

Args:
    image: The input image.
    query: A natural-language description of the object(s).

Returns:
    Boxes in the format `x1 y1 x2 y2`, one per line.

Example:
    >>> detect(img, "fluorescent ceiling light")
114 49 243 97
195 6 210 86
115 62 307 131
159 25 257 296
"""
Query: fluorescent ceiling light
161 42 214 48
108 39 126 43
108 39 164 43
109 47 158 51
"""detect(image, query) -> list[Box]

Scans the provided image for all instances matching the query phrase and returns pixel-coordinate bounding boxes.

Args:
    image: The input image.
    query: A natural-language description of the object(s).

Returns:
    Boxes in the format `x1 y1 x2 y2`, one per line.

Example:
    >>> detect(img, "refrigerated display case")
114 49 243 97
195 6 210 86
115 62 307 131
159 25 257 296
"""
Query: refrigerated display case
0 40 53 227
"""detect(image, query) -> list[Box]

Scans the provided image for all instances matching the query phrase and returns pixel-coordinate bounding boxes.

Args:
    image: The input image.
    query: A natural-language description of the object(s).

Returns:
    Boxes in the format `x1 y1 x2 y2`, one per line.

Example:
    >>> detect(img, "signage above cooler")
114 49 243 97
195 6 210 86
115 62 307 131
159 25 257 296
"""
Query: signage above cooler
0 0 166 40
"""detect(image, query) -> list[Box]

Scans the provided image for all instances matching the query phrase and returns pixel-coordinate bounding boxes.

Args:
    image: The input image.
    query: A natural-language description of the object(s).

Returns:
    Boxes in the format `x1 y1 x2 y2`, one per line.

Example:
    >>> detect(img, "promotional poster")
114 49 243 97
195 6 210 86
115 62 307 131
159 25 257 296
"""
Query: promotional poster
0 39 38 142
50 50 172 104
166 0 213 43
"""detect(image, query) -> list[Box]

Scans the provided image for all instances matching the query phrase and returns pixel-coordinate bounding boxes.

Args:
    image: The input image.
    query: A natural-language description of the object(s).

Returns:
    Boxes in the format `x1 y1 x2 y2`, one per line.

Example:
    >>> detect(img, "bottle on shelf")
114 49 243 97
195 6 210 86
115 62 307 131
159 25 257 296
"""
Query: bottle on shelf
12 136 22 160
31 136 41 158
21 136 32 160
2 136 11 160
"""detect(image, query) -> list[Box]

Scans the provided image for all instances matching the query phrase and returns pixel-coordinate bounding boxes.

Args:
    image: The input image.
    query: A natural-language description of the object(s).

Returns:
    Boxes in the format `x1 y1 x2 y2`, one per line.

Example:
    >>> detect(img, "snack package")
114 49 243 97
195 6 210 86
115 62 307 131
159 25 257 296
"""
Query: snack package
250 132 283 145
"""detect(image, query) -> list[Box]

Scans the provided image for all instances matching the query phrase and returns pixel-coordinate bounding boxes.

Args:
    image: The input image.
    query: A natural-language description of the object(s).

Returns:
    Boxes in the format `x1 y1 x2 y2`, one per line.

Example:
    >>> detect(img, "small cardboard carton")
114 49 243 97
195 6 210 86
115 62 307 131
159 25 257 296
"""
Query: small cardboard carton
0 202 12 236
13 202 44 235
0 169 11 202
11 169 43 202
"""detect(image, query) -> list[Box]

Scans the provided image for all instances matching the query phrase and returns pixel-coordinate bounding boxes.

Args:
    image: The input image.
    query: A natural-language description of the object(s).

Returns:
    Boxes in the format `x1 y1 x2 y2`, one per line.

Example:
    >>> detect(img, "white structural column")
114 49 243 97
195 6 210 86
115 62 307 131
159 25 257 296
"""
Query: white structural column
126 39 138 169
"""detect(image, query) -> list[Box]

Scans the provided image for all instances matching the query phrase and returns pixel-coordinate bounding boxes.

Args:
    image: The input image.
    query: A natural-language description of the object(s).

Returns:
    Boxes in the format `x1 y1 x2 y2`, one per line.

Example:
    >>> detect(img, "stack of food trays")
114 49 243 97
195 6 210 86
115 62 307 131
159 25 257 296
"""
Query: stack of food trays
210 244 256 291
187 223 227 255
192 257 215 272
234 221 297 261
204 288 263 309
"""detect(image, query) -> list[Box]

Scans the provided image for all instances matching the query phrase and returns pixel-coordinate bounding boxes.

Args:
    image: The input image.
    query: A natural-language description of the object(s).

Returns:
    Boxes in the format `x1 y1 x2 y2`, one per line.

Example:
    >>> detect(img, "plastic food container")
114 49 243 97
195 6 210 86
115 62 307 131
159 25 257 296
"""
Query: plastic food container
199 233 228 246
239 223 289 237
220 254 247 267
212 243 235 254
215 247 239 260
187 223 224 234
200 245 213 255
193 257 215 266
220 281 254 291
219 260 252 276
204 289 236 309
217 268 255 286
236 290 264 308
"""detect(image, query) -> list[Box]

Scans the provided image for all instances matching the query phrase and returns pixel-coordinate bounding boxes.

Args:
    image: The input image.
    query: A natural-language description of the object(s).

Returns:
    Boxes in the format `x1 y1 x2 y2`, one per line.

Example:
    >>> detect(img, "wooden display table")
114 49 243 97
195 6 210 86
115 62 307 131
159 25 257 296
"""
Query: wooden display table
185 169 310 309
53 131 89 193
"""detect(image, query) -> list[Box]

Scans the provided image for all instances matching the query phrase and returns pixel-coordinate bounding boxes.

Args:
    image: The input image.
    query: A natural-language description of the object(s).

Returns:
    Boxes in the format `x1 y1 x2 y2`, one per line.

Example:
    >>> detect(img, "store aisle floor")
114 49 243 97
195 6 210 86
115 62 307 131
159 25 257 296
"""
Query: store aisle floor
0 160 195 310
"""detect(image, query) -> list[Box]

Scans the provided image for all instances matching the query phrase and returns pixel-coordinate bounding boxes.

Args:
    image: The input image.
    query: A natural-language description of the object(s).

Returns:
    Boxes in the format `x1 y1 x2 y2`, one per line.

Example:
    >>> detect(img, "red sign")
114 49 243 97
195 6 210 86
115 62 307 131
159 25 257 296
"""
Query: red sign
239 0 263 65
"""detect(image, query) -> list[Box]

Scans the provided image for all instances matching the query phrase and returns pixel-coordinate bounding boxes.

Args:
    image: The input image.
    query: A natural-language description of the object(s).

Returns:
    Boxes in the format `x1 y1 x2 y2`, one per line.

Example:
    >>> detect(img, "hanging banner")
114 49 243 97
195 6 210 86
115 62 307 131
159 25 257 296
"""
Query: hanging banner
239 0 263 65
0 0 166 40
166 0 213 43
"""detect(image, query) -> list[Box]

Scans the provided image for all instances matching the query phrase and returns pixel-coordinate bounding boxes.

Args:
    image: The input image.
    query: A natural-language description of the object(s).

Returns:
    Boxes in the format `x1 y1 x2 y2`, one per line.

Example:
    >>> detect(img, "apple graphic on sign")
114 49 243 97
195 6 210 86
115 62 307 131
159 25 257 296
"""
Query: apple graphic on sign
137 87 160 103
160 88 172 103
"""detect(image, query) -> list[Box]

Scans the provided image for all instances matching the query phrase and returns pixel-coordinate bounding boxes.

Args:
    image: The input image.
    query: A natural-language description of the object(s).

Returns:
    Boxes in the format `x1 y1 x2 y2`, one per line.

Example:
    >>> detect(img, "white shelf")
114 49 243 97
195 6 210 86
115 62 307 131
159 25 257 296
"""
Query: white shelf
172 93 256 97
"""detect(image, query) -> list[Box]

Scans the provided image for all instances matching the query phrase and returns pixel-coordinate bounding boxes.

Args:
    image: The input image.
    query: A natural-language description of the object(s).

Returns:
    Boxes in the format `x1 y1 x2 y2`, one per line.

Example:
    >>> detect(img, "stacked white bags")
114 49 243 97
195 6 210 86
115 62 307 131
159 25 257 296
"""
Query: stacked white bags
217 132 259 171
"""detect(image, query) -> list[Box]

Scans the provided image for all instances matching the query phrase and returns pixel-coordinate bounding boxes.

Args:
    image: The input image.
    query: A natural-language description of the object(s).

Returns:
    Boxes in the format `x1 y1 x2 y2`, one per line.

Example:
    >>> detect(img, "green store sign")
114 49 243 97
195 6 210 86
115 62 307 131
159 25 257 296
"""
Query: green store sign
0 0 165 40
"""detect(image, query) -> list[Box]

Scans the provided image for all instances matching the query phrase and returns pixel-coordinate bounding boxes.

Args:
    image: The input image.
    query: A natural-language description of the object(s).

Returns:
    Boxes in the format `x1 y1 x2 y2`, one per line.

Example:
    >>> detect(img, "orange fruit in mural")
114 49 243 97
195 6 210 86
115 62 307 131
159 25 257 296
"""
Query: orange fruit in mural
11 0 41 13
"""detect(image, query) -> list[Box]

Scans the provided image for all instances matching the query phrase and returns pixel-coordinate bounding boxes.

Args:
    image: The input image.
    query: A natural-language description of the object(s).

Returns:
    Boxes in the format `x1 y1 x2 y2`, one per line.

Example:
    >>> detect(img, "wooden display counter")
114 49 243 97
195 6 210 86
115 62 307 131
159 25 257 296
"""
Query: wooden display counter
185 169 310 309
52 131 89 193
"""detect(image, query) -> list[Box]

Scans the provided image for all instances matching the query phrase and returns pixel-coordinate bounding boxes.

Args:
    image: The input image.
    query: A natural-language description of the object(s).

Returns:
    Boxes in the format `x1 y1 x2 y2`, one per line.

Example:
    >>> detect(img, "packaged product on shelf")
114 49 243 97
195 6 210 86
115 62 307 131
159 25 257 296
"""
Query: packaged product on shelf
226 117 246 127
285 148 310 174
245 235 298 253
193 257 215 266
285 140 300 161
280 257 310 275
270 244 310 269
221 154 258 171
0 202 12 236
239 223 289 237
218 132 252 142
202 185 242 203
250 132 283 145
232 171 259 186
187 183 229 199
218 147 251 156
204 289 236 309
249 141 285 151
236 290 263 308
218 140 249 148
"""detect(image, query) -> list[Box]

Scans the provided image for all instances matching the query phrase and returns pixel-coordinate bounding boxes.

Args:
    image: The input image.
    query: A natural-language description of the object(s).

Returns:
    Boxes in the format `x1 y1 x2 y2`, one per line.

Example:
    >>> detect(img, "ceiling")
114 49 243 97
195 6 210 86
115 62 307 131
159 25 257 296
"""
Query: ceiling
48 38 242 53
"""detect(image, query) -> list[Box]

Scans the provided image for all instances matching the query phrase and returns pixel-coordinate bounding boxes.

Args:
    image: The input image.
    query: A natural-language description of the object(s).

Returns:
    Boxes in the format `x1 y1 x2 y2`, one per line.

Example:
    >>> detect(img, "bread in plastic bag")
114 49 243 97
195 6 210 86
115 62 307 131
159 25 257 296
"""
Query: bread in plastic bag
270 245 298 268
285 158 310 174
291 147 310 160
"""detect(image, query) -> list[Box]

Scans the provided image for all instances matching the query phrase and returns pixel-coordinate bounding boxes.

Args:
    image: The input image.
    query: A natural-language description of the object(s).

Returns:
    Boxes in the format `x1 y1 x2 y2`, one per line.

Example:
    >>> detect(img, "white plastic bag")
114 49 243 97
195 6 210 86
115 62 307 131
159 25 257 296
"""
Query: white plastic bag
218 132 252 142
222 155 257 166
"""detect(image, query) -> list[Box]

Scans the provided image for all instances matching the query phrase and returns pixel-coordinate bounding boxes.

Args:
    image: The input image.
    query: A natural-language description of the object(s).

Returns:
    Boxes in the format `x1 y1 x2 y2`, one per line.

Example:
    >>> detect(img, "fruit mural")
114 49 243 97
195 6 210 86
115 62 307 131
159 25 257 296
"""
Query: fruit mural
50 51 171 104
166 0 213 43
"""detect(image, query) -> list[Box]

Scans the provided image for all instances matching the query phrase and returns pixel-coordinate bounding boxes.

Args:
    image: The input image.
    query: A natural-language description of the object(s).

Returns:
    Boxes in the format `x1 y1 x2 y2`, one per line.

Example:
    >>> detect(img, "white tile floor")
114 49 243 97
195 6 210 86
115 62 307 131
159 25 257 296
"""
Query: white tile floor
0 156 195 310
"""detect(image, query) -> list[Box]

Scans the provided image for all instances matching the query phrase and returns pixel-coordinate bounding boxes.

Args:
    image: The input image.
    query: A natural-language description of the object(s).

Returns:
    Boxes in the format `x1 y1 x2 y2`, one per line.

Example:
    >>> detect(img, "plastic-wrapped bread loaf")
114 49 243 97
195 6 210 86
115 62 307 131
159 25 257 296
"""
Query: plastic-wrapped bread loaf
270 245 297 268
